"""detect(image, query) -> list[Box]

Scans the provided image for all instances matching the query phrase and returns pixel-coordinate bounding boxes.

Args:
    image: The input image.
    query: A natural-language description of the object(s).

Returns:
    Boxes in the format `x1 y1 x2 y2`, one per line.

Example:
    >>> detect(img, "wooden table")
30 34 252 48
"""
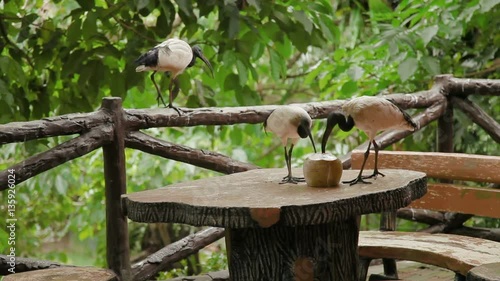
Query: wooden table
123 168 427 281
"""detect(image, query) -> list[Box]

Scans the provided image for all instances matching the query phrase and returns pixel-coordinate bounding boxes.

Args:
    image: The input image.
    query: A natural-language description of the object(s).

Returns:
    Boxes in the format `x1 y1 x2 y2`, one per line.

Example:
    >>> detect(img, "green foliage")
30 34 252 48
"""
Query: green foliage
0 0 499 276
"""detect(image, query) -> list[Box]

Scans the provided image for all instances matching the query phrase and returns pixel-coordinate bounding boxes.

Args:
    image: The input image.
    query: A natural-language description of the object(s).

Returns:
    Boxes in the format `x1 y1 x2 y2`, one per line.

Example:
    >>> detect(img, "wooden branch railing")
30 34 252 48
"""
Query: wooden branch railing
125 132 259 174
0 111 110 145
0 125 113 190
451 96 500 143
1 74 499 281
131 227 225 281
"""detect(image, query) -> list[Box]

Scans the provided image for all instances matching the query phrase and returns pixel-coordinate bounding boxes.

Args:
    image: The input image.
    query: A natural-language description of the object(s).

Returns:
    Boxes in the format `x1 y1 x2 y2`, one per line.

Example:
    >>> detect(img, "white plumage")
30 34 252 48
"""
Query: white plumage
265 105 317 184
343 96 416 140
265 106 310 146
135 39 193 76
322 96 418 185
135 38 213 115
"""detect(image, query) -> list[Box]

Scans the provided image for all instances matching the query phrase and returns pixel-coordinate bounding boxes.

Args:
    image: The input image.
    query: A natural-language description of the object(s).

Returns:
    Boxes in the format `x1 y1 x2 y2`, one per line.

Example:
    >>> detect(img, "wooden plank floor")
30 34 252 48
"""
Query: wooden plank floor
367 260 455 281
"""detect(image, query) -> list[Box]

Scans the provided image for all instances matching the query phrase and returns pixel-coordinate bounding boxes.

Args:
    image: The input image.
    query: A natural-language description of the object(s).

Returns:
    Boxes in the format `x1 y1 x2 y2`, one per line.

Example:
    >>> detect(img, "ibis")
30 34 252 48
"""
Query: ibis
264 105 317 184
135 38 214 115
321 96 418 185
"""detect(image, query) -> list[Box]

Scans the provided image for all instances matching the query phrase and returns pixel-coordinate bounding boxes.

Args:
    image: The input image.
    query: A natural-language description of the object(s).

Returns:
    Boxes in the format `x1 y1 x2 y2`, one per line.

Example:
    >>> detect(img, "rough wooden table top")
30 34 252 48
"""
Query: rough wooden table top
123 168 427 228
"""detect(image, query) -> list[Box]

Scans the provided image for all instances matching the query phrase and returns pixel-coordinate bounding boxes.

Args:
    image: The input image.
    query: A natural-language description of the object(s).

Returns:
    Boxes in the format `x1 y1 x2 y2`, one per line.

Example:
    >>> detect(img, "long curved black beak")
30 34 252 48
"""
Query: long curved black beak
321 113 337 154
321 112 354 153
193 46 214 77
308 129 317 154
298 120 317 154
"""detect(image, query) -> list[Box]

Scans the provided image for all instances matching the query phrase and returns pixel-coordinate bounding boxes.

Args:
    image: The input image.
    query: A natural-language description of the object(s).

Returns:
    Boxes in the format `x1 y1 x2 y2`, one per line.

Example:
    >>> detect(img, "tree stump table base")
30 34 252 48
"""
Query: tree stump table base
226 217 359 281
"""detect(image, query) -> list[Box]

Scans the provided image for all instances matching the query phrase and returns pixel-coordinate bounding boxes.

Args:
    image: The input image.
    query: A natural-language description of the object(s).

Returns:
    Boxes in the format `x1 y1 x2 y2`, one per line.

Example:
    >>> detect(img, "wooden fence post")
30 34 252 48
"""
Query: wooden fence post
102 97 131 280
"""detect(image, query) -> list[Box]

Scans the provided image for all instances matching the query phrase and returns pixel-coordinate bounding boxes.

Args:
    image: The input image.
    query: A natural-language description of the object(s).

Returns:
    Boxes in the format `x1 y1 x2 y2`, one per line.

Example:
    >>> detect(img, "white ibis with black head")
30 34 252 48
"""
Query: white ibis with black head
321 96 418 185
264 105 317 184
135 38 213 115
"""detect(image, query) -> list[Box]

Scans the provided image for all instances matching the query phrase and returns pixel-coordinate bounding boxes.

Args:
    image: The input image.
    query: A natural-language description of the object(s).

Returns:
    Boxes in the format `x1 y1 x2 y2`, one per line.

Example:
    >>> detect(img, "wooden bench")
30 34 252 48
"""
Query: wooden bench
353 151 500 281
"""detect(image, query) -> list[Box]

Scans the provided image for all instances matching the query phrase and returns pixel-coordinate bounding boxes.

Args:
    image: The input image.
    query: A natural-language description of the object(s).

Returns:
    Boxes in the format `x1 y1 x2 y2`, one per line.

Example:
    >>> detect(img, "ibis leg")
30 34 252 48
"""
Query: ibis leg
168 77 182 116
362 140 386 180
343 142 372 185
281 145 305 184
150 72 168 107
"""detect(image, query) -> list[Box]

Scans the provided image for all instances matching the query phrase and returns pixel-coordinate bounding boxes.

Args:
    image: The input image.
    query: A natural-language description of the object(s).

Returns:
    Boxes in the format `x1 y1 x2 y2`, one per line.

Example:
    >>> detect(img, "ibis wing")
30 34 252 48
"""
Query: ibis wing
135 48 159 67
158 45 172 57
135 45 172 68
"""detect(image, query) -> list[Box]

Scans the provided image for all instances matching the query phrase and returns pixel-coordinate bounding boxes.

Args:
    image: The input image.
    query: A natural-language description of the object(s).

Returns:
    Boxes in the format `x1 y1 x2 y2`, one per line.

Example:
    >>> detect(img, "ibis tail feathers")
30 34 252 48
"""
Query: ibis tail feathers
135 65 148 72
135 48 160 71
386 98 418 131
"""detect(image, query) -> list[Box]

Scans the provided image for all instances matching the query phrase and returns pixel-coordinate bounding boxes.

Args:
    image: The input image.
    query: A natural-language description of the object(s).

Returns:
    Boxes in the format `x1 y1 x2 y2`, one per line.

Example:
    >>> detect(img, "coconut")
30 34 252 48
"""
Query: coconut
303 153 343 187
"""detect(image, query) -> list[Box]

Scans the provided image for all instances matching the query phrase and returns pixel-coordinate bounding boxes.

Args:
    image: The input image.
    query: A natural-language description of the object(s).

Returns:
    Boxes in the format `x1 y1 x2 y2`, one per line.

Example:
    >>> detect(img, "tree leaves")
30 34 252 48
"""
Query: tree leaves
398 57 418 82
269 48 285 81
421 56 441 75
420 25 438 46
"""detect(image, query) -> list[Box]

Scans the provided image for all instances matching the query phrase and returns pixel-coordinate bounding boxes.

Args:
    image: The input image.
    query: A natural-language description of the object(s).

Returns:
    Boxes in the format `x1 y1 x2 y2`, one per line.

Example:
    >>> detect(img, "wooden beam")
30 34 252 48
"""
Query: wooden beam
410 183 500 219
452 96 500 143
351 150 500 183
2 75 498 144
101 98 131 280
131 227 225 281
0 125 113 191
125 131 259 175
446 75 500 97
437 100 454 153
124 90 444 130
0 90 446 143
0 111 109 144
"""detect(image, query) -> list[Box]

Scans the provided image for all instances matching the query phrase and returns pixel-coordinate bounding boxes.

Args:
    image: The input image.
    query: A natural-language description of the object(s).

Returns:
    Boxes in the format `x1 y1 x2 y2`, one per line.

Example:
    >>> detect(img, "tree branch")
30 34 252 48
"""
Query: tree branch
450 226 500 242
397 208 445 225
125 131 259 174
452 96 500 143
0 15 35 69
131 227 225 281
0 125 113 190
420 213 473 234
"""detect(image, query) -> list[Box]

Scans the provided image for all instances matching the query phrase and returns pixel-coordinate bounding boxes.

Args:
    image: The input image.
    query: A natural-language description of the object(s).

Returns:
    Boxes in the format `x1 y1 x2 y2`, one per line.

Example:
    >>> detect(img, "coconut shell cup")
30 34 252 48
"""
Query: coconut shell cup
303 153 343 187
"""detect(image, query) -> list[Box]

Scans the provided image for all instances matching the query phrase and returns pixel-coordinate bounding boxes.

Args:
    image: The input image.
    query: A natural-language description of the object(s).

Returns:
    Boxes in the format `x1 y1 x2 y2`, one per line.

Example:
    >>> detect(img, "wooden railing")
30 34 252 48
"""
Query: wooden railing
0 74 499 280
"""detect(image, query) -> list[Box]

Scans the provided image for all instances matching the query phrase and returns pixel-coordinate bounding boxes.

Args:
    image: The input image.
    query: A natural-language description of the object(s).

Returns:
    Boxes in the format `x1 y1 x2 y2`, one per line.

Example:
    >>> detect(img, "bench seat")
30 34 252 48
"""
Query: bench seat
358 231 500 276
467 263 500 281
